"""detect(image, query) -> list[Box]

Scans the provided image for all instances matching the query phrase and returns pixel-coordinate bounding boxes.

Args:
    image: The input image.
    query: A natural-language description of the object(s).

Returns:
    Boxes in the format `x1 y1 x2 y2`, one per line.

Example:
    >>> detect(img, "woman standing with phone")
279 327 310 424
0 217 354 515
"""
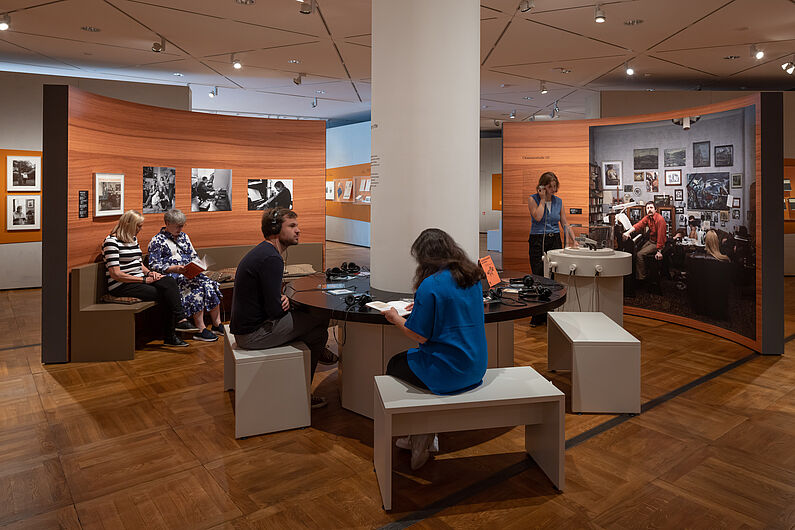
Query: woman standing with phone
527 171 574 325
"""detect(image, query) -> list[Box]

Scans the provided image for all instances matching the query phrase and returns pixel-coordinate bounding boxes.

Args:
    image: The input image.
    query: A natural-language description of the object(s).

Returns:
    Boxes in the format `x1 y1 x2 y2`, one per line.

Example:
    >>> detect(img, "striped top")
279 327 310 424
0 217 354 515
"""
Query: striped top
103 235 144 291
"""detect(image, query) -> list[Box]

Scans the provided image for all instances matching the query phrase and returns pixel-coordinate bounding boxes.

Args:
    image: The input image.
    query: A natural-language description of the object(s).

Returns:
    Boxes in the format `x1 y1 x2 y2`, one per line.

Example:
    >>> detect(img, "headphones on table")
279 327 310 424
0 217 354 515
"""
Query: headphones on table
326 262 361 280
341 262 361 274
344 293 372 310
518 286 552 301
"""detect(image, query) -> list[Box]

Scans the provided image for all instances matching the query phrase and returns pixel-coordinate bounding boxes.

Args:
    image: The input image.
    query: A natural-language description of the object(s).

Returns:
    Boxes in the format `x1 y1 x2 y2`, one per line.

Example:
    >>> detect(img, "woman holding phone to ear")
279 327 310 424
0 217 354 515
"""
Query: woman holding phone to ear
527 171 574 325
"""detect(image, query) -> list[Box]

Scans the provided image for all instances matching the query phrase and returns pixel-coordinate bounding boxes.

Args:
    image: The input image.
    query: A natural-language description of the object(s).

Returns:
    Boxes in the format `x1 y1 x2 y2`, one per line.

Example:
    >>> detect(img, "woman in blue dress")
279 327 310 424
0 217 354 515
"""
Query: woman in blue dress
382 228 487 470
147 209 223 342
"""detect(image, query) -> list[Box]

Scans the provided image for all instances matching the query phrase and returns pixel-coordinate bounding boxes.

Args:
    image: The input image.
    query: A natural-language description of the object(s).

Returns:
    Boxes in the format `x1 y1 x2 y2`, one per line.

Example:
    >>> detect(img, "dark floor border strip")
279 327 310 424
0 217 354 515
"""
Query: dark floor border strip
784 333 795 344
0 342 41 352
380 352 758 529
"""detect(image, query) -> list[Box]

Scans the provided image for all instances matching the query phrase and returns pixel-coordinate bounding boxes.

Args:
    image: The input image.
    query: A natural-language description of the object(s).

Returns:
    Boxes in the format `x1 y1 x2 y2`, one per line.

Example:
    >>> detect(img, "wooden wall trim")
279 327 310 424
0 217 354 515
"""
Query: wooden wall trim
503 94 769 353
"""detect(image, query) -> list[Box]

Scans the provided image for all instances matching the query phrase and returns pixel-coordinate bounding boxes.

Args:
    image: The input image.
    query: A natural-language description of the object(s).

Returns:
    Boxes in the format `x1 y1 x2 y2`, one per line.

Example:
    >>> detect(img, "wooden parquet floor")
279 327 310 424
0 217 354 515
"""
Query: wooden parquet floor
1 246 793 529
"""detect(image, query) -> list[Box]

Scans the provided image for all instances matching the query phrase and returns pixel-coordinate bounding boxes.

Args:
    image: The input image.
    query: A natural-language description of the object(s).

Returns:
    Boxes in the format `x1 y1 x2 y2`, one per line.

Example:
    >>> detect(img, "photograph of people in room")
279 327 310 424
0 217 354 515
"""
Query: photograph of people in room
380 228 488 471
191 168 232 212
622 202 667 282
230 207 338 410
147 209 224 342
102 210 197 347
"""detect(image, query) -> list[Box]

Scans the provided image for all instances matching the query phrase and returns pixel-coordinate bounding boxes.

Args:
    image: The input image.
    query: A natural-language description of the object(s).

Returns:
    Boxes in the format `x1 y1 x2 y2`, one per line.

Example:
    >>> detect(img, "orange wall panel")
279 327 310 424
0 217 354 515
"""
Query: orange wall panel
491 173 502 211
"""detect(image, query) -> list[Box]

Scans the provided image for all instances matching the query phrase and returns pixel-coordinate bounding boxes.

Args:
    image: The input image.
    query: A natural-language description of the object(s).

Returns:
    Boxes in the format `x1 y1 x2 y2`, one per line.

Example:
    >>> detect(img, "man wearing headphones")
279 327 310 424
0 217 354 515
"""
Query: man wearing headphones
230 207 333 409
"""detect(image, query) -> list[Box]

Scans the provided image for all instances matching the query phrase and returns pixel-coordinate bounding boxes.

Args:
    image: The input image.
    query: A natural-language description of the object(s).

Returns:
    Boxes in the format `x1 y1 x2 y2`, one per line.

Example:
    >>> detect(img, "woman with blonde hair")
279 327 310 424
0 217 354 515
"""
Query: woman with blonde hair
102 210 195 347
704 230 730 262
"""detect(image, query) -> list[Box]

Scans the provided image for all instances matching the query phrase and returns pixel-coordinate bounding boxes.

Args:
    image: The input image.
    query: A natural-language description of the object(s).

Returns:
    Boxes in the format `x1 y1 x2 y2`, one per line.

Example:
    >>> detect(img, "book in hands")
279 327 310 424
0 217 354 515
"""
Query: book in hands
366 300 412 317
183 256 207 279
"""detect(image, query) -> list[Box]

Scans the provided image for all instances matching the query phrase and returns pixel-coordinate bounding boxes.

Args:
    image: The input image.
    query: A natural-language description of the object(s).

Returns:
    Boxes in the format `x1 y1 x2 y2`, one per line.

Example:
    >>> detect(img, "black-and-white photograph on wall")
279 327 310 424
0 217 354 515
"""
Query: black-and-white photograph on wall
142 166 175 214
7 195 40 230
7 156 41 192
94 173 124 217
664 148 686 167
714 145 733 167
602 161 621 189
731 173 743 189
732 209 740 219
674 188 684 202
191 169 232 212
693 141 710 167
247 179 293 211
633 148 659 170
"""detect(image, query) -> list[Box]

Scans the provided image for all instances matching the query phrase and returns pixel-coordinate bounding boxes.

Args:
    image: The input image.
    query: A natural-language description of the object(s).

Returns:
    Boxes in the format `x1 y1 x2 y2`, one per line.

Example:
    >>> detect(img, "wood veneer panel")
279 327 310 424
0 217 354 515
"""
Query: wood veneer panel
65 87 326 271
503 94 767 352
0 149 43 244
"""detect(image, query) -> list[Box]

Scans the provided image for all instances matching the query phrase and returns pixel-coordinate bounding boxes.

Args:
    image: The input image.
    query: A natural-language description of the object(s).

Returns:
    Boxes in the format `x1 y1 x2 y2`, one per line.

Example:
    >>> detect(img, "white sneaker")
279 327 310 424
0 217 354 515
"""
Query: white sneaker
410 433 435 471
396 434 438 453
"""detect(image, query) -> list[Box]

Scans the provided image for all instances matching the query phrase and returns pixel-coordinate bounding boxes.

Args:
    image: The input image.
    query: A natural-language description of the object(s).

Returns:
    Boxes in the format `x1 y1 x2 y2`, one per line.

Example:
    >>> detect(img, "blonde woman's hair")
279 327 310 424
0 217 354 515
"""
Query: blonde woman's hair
704 230 729 262
110 210 144 243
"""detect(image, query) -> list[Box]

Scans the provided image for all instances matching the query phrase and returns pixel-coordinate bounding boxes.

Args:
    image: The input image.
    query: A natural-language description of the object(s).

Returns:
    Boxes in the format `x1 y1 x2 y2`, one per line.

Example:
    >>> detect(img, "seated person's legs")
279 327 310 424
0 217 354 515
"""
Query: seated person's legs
635 241 657 280
386 351 428 390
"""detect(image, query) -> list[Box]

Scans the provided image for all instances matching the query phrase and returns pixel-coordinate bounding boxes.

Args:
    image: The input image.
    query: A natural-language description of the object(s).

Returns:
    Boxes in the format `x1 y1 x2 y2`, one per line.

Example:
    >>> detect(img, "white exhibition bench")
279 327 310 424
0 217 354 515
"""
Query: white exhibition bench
373 366 565 511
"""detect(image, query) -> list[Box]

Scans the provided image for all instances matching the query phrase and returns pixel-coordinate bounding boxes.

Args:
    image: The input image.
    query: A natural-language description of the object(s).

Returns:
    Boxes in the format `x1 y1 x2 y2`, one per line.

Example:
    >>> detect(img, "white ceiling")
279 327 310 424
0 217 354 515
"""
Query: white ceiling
0 0 792 128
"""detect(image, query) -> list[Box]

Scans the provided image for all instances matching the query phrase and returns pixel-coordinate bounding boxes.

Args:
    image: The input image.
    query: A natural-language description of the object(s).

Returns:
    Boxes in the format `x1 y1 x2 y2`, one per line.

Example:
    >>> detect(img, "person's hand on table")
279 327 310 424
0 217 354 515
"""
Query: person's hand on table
383 307 404 325
280 294 290 311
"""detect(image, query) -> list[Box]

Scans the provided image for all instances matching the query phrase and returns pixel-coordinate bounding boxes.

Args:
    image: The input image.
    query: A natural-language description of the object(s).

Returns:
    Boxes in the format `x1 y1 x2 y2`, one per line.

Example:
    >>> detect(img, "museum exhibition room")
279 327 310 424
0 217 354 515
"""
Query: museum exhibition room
0 0 794 527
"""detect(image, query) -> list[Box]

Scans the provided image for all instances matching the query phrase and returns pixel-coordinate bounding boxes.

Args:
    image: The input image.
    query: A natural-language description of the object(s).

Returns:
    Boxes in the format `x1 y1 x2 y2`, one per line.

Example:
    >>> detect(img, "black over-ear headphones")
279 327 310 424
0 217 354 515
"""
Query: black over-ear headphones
344 293 372 310
341 262 361 274
325 267 345 280
518 286 552 301
270 207 282 234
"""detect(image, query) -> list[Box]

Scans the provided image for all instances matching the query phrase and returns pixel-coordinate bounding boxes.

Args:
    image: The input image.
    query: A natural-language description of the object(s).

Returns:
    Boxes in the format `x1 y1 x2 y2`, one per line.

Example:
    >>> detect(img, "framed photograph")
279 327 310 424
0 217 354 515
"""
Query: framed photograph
633 148 659 170
142 166 176 214
7 195 40 230
674 188 684 202
675 206 684 214
731 173 742 189
732 197 740 208
191 169 232 212
693 141 710 167
623 184 633 192
714 145 733 167
732 209 740 220
602 161 621 189
785 179 792 192
664 148 686 167
94 173 124 217
712 212 719 223
633 171 644 182
247 179 293 211
628 205 643 223
720 210 729 222
325 181 334 200
7 156 41 192
645 171 659 193
664 169 682 186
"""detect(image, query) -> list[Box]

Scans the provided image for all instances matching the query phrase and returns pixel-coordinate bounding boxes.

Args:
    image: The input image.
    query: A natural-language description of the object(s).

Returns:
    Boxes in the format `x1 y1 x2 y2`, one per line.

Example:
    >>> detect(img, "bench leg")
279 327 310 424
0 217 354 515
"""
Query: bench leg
373 389 392 510
223 331 234 391
524 398 565 491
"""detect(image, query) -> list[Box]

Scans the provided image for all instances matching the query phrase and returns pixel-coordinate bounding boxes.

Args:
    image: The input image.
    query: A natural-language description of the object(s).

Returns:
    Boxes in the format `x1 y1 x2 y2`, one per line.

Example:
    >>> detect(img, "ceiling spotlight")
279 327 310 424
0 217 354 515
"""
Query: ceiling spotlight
311 97 318 108
315 89 325 94
208 86 218 98
522 96 533 100
594 5 606 23
750 44 764 60
783 56 795 75
232 54 242 69
172 72 183 77
151 37 165 53
551 100 560 118
0 14 10 31
293 73 305 85
625 62 634 75
298 0 315 15
540 81 548 94
509 110 516 119
518 0 534 13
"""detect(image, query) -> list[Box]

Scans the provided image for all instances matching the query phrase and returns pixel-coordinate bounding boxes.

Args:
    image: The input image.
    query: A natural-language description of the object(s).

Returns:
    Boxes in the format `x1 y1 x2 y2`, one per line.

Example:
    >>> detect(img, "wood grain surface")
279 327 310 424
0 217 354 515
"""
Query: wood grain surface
502 94 764 352
64 87 326 271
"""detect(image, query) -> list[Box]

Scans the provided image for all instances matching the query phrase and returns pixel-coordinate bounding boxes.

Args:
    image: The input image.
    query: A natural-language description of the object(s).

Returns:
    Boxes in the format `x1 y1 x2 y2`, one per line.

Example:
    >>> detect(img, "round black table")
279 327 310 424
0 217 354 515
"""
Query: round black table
285 271 567 323
285 271 566 419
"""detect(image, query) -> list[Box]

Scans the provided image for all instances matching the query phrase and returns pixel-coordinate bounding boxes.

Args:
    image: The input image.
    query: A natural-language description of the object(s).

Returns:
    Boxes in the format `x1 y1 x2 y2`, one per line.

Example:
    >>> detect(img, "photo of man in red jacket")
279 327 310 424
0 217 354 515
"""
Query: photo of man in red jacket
623 202 667 280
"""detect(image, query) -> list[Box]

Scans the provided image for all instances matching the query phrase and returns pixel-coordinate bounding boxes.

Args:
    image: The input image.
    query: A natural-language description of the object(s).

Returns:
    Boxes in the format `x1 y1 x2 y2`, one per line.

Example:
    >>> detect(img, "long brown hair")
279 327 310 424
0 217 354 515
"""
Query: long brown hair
411 228 484 290
705 230 729 262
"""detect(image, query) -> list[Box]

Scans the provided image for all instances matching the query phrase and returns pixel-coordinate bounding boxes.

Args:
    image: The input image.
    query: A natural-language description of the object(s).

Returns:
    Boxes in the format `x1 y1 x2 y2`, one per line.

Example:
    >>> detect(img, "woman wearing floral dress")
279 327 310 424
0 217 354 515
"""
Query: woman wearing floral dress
147 209 223 342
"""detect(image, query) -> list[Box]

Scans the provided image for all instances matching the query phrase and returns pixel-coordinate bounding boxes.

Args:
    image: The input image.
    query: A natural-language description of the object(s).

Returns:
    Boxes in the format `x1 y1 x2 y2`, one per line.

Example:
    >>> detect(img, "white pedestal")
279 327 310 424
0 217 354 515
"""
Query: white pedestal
339 321 514 419
547 312 640 414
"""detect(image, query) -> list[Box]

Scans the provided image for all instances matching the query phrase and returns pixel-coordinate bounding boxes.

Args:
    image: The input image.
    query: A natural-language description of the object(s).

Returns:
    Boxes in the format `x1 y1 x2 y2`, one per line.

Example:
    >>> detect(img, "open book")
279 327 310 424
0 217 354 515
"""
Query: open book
366 300 412 317
183 256 207 279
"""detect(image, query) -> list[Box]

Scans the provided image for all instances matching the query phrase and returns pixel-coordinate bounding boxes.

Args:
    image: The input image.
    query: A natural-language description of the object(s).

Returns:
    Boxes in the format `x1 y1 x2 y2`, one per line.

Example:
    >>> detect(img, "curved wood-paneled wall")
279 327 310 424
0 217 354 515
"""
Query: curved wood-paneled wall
503 94 768 352
66 88 326 271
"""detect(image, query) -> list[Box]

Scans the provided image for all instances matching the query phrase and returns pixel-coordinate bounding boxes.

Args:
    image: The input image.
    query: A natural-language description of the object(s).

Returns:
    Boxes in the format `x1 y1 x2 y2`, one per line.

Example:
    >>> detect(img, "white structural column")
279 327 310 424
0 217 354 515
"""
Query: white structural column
370 0 480 293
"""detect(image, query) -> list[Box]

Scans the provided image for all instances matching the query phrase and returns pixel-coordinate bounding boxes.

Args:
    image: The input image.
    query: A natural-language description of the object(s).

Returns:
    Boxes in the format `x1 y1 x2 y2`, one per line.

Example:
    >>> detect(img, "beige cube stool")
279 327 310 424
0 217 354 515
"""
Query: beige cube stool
547 312 641 414
223 329 311 438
